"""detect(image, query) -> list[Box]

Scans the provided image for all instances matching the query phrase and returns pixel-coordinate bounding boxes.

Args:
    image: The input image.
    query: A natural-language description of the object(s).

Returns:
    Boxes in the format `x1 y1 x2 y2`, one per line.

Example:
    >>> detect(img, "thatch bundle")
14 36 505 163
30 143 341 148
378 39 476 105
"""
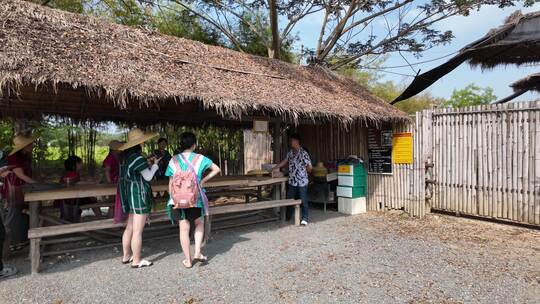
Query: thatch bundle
511 72 540 93
0 0 407 125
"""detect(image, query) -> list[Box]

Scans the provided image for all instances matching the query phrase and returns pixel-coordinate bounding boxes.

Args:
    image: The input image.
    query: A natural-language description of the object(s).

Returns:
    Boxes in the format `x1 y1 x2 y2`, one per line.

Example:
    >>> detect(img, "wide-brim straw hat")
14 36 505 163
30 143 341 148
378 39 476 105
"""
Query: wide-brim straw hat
119 128 158 151
9 135 34 156
108 140 124 151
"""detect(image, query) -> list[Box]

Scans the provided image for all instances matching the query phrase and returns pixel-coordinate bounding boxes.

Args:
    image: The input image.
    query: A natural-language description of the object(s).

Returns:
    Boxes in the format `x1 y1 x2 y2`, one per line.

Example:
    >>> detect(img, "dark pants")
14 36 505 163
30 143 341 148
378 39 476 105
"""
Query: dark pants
0 211 5 271
287 185 309 221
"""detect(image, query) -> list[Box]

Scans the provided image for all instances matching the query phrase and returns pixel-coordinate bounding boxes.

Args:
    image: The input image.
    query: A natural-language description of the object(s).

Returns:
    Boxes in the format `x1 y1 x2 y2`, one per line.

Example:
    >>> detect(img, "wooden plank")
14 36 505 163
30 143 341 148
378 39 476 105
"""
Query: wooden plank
443 107 449 211
517 102 524 221
29 199 300 239
24 177 289 202
528 103 536 224
466 108 472 214
511 102 518 221
472 109 478 215
211 199 300 215
535 105 540 225
478 106 485 216
458 107 465 214
506 103 514 219
501 105 508 219
522 101 530 223
495 104 502 218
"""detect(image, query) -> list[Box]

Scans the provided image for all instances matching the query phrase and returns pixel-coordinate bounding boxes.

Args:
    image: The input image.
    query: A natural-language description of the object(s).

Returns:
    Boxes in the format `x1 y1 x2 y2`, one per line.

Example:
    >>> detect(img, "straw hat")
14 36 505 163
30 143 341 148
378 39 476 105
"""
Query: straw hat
119 129 158 151
108 140 124 151
9 135 34 156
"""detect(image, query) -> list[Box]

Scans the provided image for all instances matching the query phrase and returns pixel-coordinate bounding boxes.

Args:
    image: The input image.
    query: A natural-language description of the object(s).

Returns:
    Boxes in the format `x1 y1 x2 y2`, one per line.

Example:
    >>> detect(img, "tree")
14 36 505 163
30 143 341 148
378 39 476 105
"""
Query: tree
135 0 533 66
443 83 497 108
339 61 443 114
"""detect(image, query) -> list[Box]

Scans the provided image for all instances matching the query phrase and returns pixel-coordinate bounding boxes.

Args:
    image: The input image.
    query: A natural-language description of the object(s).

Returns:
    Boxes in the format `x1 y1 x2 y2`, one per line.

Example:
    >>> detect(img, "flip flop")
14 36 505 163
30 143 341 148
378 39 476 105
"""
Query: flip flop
193 255 208 264
131 260 153 268
122 256 133 264
182 259 193 269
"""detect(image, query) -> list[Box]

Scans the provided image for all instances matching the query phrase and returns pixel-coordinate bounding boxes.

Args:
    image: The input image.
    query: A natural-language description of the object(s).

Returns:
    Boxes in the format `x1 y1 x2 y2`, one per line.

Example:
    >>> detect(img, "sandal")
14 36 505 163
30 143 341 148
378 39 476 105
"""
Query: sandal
131 260 153 268
122 256 133 264
193 254 208 264
182 259 192 269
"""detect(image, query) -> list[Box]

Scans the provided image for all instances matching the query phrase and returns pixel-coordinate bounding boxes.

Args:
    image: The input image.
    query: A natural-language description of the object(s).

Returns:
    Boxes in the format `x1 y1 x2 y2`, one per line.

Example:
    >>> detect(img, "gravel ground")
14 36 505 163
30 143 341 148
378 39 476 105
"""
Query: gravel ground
1 209 539 304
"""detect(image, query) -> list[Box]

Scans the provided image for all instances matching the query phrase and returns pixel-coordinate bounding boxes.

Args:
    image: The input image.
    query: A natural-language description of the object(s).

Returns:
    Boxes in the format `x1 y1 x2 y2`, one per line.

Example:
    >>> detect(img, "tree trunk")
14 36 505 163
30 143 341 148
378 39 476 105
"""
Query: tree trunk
268 0 280 59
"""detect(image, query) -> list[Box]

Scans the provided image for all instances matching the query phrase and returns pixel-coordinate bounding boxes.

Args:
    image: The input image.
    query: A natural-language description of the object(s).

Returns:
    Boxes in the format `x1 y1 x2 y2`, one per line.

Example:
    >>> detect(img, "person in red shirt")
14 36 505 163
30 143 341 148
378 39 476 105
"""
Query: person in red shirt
103 140 122 184
103 140 122 218
55 155 101 222
56 155 83 222
1 135 36 253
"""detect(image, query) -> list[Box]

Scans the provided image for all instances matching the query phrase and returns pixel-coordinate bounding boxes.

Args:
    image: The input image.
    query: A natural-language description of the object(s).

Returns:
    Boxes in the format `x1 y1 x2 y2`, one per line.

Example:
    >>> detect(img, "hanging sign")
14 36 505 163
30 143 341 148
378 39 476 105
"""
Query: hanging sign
392 132 413 164
368 128 392 174
253 119 269 133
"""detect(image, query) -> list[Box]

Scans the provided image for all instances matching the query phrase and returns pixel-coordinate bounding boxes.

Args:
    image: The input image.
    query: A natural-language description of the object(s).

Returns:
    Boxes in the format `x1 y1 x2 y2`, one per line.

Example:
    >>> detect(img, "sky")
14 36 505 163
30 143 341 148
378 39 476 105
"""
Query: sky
292 3 540 101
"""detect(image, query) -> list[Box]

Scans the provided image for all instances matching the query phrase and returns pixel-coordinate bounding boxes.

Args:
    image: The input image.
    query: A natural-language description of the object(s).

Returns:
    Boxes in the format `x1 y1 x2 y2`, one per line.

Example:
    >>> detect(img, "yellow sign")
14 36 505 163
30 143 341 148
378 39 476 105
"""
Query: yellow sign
338 165 351 174
392 132 413 164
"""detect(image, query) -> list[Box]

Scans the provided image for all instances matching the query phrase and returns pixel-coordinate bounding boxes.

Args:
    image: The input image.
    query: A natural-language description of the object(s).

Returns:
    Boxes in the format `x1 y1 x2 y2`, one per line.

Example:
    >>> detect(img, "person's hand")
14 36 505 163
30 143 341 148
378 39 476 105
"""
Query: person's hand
0 166 9 177
272 166 280 172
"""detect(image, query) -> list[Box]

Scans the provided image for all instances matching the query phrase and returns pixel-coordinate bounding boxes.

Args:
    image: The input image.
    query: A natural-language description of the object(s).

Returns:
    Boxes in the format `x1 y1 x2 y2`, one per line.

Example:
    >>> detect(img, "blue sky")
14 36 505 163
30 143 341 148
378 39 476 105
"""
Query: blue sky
292 3 540 101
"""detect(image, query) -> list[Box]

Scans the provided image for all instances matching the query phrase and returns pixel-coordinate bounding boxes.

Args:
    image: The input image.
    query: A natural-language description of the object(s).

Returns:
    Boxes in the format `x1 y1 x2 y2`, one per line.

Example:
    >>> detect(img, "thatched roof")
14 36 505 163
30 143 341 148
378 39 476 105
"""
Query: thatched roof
393 10 540 103
0 0 407 125
511 72 540 93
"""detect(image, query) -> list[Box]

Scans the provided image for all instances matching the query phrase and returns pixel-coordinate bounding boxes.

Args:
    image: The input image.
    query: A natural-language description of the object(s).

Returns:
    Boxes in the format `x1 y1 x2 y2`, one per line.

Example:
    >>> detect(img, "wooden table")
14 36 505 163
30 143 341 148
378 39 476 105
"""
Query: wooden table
24 175 288 230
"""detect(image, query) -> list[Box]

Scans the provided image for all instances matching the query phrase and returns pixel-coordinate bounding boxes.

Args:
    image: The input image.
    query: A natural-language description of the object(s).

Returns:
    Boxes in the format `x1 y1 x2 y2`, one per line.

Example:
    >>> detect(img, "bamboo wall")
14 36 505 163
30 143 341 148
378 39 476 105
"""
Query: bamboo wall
431 101 540 225
298 122 369 162
366 116 428 218
298 121 428 217
243 130 273 173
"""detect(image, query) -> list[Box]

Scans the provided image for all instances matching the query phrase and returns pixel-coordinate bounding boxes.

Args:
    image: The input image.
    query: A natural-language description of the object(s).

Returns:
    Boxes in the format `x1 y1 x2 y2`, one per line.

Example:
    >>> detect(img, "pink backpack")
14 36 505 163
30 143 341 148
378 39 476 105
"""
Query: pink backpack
170 154 200 209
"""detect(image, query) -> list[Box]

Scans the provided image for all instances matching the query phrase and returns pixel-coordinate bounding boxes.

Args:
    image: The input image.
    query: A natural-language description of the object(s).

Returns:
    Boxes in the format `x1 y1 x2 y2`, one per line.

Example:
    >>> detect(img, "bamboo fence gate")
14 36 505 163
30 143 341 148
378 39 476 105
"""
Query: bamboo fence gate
430 101 540 226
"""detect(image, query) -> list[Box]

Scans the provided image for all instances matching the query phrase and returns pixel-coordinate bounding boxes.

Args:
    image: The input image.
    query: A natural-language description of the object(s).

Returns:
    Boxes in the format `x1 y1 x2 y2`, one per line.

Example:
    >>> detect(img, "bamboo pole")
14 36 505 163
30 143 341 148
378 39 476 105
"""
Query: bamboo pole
535 104 540 225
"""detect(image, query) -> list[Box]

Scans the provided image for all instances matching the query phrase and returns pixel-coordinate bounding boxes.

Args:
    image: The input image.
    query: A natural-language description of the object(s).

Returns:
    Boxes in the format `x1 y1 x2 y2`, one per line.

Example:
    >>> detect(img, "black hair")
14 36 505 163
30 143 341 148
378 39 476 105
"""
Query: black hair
15 149 31 161
179 132 197 152
289 133 301 142
157 138 168 144
121 144 142 162
64 155 82 171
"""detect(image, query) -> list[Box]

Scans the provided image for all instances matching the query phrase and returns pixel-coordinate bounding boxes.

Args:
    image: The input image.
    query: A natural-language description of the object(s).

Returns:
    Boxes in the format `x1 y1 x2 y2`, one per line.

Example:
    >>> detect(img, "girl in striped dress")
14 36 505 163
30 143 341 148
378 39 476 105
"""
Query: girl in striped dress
118 129 159 268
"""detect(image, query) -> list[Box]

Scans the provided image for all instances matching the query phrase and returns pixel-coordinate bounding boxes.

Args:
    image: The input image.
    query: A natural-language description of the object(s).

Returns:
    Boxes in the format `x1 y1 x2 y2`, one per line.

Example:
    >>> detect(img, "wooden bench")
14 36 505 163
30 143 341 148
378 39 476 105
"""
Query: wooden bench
27 199 301 273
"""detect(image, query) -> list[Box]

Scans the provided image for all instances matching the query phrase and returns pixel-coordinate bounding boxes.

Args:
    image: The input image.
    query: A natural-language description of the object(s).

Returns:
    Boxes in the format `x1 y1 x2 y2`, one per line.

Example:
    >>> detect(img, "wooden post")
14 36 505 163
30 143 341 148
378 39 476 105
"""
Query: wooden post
30 238 41 274
294 205 300 226
272 119 283 164
203 215 212 246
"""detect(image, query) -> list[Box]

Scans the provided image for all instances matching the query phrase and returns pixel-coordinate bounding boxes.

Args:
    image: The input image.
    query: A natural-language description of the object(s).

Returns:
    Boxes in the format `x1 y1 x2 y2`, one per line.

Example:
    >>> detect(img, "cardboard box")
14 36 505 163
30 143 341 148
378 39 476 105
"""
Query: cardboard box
338 197 367 215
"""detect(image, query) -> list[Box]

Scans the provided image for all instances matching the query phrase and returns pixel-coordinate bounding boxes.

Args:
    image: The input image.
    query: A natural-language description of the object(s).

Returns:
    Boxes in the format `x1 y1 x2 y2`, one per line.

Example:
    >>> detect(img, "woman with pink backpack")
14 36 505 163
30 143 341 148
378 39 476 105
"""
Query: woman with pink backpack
166 132 221 268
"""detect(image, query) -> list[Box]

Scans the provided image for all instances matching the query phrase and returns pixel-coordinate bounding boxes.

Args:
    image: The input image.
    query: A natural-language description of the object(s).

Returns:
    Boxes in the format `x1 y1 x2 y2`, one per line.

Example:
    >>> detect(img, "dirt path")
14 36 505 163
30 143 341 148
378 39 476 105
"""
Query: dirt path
1 210 538 304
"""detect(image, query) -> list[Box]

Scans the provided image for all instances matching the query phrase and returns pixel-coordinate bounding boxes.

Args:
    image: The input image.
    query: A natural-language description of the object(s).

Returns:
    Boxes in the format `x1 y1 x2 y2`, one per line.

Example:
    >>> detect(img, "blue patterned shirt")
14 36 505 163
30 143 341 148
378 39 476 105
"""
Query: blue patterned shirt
287 148 312 187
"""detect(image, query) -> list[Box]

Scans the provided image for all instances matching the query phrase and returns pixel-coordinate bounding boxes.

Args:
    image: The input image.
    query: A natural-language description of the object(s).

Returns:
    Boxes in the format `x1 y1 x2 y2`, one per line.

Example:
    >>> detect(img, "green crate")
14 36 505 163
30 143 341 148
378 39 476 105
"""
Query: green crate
338 175 366 187
337 185 367 198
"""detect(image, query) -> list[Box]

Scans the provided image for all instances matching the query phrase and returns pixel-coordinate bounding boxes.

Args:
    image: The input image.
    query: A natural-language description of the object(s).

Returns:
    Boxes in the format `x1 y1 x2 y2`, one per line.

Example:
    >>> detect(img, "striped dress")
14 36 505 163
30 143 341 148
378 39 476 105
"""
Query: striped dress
118 153 153 215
